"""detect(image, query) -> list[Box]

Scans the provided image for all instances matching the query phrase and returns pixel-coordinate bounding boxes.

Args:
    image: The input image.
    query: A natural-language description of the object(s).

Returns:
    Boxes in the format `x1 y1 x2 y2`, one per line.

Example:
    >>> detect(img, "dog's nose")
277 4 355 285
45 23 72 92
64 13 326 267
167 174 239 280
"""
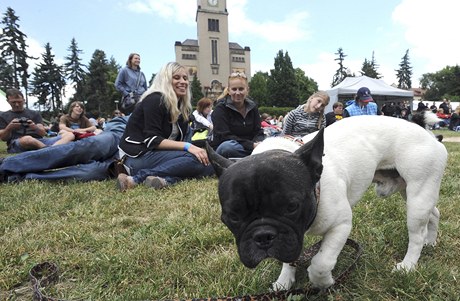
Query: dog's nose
253 228 278 249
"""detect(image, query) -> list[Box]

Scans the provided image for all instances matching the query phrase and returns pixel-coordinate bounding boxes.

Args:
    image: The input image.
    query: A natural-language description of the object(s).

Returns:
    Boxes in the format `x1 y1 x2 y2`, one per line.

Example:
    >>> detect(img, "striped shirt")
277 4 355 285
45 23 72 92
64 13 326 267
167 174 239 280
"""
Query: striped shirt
282 105 325 137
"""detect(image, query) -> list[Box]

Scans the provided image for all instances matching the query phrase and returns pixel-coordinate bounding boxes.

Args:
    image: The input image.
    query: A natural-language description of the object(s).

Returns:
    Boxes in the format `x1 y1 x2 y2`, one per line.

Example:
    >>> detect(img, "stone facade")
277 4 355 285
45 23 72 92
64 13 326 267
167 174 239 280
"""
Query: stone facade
174 0 251 100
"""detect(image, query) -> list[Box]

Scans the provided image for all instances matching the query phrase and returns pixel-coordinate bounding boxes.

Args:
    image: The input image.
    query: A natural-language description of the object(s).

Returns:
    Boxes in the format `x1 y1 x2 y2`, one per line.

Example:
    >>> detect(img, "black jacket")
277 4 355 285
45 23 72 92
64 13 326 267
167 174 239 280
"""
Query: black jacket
119 92 188 157
210 96 264 151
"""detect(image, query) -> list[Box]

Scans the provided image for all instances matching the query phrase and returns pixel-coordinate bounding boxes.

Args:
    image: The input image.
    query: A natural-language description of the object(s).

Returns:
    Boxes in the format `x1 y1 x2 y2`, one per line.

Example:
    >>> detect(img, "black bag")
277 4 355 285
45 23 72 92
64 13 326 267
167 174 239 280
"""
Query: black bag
120 71 142 113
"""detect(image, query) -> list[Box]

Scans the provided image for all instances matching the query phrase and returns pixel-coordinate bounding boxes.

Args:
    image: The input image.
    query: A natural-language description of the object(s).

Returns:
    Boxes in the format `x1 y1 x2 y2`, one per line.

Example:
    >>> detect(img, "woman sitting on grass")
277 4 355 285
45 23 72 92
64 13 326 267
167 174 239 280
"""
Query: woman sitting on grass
59 101 98 139
116 62 214 192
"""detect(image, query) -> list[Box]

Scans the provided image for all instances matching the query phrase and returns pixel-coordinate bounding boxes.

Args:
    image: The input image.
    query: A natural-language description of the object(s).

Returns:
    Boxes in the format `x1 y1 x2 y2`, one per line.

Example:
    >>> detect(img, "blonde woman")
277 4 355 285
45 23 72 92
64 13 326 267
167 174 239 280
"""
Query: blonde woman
117 62 214 192
282 91 330 137
210 72 265 158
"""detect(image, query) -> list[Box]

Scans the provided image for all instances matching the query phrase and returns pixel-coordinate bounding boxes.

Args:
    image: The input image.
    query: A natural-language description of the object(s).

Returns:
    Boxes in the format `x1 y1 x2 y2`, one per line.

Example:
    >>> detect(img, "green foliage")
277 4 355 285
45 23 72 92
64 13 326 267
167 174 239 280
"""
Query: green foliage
0 7 34 107
190 76 204 106
395 49 412 90
64 38 87 100
268 50 298 107
83 49 112 116
360 52 382 79
420 65 460 101
0 138 460 300
249 71 269 106
258 106 293 117
295 68 318 102
29 43 66 112
331 47 353 87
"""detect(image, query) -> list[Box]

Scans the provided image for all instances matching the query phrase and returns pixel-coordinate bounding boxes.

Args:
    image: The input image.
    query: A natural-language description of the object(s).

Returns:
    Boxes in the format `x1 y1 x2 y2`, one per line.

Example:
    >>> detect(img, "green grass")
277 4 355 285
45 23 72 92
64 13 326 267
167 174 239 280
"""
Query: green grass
1 134 460 301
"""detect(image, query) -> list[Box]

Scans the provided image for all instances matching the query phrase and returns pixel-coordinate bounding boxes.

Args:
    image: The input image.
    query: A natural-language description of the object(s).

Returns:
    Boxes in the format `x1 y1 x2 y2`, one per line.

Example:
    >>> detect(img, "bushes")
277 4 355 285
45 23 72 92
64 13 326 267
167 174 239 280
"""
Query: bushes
258 106 293 117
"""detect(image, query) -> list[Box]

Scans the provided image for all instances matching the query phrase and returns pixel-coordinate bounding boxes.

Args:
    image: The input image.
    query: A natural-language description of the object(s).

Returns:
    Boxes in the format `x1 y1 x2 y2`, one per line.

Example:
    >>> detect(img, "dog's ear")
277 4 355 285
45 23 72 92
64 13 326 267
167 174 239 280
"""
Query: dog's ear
205 142 234 177
294 128 324 183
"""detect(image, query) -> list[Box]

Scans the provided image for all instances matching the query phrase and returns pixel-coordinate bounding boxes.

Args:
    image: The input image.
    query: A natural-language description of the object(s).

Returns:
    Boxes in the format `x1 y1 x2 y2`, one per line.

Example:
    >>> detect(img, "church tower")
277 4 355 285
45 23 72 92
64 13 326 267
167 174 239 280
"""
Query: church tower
175 0 251 99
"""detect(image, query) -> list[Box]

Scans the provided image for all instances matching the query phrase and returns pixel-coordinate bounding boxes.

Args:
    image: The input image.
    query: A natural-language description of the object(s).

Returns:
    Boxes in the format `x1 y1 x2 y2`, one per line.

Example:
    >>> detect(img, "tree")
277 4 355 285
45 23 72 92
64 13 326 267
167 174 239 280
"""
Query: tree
190 76 204 106
360 51 382 79
295 68 318 102
331 48 352 87
267 50 297 107
0 56 14 91
395 49 412 90
29 43 66 112
82 49 111 116
420 65 460 101
0 7 35 107
64 38 87 100
249 71 269 106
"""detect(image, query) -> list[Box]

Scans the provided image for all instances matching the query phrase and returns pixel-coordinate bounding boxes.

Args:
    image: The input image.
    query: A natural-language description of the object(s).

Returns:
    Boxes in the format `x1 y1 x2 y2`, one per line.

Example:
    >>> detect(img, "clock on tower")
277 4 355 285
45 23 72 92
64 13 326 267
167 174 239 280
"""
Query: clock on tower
208 0 218 6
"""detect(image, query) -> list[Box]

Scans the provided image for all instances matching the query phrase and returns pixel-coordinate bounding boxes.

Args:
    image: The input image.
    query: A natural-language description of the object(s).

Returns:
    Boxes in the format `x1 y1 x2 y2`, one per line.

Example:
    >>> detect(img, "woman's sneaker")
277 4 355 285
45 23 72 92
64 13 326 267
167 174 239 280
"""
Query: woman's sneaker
144 176 169 189
117 174 136 192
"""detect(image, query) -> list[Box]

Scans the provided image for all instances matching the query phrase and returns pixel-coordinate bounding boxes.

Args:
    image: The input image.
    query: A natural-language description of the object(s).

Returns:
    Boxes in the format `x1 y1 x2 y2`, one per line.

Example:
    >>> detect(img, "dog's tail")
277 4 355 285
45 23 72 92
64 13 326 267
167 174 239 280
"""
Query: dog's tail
411 111 443 142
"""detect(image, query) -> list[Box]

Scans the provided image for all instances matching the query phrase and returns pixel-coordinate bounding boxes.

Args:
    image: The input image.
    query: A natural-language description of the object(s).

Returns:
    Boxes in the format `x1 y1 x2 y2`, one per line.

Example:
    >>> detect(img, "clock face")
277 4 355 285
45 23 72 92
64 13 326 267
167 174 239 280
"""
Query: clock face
208 0 218 6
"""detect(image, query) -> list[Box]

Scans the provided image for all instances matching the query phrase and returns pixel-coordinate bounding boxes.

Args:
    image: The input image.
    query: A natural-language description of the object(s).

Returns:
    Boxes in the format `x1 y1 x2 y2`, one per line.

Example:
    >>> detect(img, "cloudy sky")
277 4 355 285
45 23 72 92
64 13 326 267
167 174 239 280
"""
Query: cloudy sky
1 0 459 100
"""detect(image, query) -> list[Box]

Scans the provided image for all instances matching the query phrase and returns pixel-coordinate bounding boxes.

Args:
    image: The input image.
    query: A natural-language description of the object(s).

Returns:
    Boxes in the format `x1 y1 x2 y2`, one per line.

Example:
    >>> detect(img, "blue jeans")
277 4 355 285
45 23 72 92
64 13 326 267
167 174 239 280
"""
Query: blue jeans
125 150 214 184
216 140 251 158
1 132 120 181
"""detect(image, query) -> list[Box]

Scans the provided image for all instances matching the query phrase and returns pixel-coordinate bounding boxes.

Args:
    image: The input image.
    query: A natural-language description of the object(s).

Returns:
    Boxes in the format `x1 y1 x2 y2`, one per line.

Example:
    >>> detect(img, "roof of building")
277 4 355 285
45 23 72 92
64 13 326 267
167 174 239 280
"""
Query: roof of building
182 39 199 46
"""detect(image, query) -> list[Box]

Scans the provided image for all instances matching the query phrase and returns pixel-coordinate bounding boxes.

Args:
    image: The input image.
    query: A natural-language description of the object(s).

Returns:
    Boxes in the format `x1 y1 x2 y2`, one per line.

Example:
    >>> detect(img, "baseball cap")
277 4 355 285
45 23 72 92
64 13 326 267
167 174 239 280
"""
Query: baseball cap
357 87 373 102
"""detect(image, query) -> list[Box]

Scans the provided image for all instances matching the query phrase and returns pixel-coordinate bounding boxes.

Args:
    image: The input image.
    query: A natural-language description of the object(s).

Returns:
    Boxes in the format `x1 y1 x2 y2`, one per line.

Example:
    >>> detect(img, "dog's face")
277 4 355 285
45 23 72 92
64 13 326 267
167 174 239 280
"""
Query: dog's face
207 129 324 268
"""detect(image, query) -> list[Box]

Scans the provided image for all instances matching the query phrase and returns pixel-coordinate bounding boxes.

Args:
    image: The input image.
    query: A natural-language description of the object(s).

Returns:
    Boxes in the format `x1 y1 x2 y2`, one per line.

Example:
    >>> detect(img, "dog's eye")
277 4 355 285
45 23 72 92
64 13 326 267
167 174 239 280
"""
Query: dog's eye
286 202 299 214
227 213 240 224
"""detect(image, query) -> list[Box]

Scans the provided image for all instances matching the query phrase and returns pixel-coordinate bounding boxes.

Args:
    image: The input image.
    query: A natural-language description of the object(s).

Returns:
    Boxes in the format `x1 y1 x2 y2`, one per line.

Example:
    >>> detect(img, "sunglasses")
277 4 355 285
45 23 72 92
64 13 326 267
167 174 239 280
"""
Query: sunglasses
229 72 247 79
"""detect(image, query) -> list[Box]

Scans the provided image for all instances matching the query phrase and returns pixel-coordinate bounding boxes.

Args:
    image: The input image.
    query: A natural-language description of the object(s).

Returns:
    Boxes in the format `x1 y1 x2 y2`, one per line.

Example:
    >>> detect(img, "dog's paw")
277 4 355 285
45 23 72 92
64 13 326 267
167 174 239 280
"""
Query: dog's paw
392 261 416 273
271 264 296 291
271 280 293 292
307 266 334 289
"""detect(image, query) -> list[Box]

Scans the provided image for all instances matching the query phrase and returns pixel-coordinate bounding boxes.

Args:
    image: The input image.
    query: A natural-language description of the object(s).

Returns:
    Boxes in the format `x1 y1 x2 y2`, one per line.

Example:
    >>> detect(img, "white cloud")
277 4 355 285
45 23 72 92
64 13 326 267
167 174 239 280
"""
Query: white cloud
126 0 196 25
128 0 310 43
227 1 310 43
392 0 460 71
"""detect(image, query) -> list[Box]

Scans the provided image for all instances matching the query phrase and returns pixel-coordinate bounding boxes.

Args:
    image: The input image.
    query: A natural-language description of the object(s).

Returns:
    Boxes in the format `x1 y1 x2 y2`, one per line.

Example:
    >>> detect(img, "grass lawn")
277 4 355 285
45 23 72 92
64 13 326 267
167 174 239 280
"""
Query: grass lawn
1 130 460 300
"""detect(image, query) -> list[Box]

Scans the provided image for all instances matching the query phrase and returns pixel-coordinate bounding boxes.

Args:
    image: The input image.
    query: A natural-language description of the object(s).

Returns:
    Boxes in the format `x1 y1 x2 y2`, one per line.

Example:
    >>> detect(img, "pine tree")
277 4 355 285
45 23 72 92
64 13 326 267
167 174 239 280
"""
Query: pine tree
190 76 204 106
0 7 35 107
360 51 382 79
331 48 352 87
29 43 66 112
395 49 412 90
83 49 110 115
268 50 297 107
0 56 14 91
64 38 87 100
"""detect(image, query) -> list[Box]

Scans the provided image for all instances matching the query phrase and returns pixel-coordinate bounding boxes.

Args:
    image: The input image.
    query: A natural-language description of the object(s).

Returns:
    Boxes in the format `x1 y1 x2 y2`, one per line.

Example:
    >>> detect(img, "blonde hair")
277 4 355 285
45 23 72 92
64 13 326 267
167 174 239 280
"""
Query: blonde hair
141 62 192 123
303 91 330 129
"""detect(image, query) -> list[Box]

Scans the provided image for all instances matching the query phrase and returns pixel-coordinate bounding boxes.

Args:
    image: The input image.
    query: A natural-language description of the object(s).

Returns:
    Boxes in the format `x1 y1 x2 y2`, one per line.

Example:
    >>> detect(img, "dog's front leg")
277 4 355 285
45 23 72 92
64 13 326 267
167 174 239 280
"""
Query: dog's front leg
307 223 352 289
272 263 296 291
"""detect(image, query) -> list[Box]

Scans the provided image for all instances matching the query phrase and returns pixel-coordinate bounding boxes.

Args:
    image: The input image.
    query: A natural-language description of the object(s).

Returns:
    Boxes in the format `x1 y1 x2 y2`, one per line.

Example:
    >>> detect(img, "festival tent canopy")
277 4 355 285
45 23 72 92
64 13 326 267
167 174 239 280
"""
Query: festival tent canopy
325 75 414 113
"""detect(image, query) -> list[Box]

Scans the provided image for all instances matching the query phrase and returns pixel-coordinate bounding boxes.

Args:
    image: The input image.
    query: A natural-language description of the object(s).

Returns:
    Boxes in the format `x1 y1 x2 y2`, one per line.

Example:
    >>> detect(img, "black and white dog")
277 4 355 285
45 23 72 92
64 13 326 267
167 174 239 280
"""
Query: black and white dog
207 114 447 290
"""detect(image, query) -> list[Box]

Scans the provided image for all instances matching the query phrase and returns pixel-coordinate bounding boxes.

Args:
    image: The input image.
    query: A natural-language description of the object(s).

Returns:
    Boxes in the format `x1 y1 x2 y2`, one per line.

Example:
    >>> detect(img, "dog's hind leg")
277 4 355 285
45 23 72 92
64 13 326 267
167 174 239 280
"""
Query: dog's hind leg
425 206 440 246
395 185 439 272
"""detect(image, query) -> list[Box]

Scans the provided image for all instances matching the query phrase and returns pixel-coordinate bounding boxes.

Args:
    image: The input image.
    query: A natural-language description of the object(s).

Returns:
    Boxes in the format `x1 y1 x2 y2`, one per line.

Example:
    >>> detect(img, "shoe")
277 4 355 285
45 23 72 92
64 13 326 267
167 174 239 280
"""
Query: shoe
117 174 136 192
144 176 169 189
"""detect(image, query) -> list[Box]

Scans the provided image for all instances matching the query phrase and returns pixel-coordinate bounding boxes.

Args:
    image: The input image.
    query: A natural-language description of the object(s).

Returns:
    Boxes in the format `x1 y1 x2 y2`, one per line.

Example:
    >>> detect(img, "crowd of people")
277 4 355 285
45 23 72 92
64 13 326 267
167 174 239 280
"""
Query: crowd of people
1 57 458 189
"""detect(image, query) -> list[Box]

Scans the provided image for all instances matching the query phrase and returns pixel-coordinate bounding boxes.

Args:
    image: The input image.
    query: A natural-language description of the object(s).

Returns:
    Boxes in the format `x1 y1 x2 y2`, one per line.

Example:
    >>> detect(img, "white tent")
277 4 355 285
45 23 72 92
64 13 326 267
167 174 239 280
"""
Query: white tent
325 76 414 113
0 89 9 112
